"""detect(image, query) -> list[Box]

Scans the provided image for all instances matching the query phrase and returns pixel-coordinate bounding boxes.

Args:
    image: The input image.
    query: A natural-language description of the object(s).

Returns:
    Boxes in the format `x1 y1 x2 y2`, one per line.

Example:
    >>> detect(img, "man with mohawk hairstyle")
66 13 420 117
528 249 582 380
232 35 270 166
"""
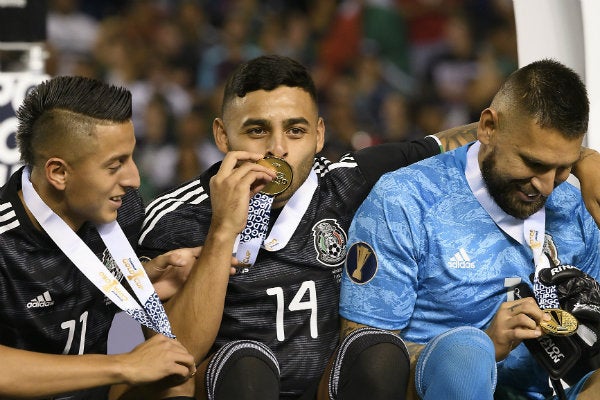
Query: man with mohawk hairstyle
0 75 200 399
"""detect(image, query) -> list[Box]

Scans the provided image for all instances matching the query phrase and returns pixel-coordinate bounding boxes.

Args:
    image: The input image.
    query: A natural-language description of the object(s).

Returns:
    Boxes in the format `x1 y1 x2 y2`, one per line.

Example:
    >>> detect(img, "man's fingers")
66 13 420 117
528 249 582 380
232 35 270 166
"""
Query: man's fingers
219 151 264 171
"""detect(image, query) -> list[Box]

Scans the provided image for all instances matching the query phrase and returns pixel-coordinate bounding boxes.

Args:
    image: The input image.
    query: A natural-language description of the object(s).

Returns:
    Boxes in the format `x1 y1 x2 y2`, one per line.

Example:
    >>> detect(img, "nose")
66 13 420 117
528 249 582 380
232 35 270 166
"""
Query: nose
121 158 141 189
530 169 560 197
266 133 288 158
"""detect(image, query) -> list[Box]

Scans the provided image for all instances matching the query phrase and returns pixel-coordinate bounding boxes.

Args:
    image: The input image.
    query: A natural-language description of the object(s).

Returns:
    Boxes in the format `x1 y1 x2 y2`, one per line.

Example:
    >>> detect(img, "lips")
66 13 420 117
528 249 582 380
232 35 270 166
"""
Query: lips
517 189 541 203
110 195 123 208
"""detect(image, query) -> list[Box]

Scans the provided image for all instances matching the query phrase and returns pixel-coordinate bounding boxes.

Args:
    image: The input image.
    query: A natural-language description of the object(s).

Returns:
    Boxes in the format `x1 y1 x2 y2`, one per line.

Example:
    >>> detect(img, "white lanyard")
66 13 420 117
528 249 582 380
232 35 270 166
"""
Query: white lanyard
525 212 560 309
235 192 274 267
21 168 174 338
263 169 317 251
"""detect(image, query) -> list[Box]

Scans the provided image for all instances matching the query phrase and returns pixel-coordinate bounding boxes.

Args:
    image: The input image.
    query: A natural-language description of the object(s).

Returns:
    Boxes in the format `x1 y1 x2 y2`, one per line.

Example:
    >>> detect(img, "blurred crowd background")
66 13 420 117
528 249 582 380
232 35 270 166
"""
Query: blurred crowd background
40 0 517 202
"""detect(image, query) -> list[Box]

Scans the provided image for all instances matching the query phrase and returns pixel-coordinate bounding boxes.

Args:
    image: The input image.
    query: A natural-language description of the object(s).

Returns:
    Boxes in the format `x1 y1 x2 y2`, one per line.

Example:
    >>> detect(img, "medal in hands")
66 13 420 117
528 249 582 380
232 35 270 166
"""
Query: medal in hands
539 308 578 336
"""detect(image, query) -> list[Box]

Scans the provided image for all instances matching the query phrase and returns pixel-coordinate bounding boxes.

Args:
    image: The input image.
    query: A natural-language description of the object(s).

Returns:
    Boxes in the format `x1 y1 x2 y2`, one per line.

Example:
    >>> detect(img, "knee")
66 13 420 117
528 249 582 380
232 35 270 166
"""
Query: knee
329 327 410 400
206 340 280 400
356 342 409 387
416 327 497 396
419 326 496 370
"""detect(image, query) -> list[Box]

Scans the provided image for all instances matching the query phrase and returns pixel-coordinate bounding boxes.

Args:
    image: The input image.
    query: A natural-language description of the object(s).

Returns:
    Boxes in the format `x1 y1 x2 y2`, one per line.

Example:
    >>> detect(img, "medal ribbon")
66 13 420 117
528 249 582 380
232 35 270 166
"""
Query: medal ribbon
233 169 319 265
263 169 317 251
21 168 174 338
235 192 274 266
525 212 560 309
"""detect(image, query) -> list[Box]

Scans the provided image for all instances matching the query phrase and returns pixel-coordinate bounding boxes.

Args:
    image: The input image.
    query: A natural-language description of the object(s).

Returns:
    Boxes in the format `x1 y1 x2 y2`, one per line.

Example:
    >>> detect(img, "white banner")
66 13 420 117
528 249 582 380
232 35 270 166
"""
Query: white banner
513 0 599 152
0 71 48 185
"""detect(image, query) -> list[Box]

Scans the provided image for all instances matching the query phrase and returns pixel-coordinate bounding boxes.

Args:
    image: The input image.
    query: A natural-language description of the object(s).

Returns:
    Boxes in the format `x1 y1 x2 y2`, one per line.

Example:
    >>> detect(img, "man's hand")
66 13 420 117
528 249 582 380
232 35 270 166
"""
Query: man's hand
143 247 200 301
572 148 600 228
485 297 548 361
433 122 478 151
114 335 196 386
209 151 277 235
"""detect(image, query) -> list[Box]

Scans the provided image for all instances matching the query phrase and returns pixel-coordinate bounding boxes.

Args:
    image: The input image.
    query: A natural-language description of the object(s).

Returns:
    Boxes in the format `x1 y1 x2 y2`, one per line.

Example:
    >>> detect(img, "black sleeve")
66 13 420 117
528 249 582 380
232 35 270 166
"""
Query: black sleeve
353 136 441 187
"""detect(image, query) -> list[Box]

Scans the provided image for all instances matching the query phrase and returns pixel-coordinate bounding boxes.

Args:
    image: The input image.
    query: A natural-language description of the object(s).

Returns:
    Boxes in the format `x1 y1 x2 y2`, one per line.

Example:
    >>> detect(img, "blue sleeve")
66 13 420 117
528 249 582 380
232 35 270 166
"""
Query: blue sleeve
578 200 600 281
339 171 423 330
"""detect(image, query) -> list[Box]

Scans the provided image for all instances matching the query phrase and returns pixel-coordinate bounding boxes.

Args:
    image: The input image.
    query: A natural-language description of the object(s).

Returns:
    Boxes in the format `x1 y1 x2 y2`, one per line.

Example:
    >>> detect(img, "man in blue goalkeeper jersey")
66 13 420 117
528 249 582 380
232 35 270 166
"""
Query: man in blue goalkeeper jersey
338 59 600 399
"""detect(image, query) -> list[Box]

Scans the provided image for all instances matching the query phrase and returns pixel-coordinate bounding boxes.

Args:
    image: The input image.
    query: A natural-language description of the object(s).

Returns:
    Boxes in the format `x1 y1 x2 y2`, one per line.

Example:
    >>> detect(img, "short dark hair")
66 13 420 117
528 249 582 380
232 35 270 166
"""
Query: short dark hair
16 75 132 166
221 55 318 116
492 59 589 138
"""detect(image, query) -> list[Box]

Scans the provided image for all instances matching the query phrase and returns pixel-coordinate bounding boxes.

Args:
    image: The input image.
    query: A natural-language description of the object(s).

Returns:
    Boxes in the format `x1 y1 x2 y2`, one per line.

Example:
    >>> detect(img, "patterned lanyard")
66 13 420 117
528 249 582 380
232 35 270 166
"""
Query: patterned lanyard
524 211 561 309
235 192 274 267
21 168 174 338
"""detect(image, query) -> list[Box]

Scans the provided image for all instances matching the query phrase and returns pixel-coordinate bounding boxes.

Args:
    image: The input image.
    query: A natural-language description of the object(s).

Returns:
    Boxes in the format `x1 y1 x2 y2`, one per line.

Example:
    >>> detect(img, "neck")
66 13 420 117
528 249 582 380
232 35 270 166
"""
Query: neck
18 189 45 232
22 170 82 232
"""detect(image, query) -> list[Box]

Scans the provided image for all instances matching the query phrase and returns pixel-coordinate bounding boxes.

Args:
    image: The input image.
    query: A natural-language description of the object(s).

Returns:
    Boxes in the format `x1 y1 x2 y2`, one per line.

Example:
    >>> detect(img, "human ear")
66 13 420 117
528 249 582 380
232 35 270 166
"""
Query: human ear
315 117 325 154
477 108 498 145
213 118 229 153
45 158 68 191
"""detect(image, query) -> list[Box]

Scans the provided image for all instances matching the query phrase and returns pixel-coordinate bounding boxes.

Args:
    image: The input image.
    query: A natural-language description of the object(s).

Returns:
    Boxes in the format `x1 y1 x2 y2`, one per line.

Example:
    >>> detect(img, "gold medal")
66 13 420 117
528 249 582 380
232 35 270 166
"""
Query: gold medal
257 156 293 196
540 308 578 336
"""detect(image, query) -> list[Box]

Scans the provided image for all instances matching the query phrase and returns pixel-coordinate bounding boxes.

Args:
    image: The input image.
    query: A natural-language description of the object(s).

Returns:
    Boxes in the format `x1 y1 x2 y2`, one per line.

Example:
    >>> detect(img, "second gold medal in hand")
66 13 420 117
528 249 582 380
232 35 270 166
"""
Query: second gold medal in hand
257 156 293 196
539 308 578 336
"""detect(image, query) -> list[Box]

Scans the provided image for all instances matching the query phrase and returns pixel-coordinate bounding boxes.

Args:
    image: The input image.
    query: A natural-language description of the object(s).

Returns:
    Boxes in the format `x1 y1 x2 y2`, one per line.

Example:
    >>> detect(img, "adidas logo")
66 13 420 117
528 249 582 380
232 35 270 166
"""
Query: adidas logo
26 291 55 308
448 248 476 269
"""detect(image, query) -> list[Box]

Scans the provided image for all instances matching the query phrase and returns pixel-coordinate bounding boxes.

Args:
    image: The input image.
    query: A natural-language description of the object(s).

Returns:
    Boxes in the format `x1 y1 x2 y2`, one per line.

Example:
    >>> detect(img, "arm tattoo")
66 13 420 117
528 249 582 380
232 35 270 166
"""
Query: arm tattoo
433 122 478 152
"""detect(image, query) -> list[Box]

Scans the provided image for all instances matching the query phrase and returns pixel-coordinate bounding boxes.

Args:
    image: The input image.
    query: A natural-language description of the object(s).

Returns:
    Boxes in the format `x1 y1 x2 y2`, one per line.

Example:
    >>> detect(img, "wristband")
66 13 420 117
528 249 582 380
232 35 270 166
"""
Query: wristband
425 135 444 153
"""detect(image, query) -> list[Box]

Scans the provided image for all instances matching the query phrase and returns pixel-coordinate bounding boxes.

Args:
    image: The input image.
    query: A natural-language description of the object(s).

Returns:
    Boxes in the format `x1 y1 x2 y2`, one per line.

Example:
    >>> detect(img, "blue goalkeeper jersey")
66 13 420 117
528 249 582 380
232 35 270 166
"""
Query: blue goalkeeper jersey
340 143 600 398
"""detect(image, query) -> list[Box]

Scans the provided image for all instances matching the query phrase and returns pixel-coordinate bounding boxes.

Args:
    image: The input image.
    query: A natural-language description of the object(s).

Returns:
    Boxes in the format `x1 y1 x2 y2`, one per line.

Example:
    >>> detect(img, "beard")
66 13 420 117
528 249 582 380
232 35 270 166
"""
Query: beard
480 151 547 219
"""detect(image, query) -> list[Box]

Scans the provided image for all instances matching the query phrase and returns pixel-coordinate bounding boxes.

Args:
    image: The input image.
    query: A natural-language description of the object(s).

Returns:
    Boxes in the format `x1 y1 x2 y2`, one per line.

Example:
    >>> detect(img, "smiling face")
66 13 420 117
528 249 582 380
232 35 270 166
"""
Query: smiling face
214 86 325 208
57 121 140 230
478 111 582 219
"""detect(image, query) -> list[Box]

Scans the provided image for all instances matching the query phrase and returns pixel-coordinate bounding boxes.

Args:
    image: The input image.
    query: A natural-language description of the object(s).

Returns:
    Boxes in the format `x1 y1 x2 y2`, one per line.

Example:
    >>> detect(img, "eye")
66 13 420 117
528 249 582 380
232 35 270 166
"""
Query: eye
108 161 123 173
246 127 267 137
287 127 307 137
524 158 547 173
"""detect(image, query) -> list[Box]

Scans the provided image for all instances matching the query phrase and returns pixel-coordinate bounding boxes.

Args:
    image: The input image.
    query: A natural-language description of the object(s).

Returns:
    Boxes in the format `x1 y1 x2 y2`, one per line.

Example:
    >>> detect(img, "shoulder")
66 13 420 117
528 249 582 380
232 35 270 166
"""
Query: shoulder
139 166 216 251
547 182 596 229
313 154 359 178
378 147 462 188
352 138 441 186
143 165 215 220
359 149 466 224
0 169 29 238
547 181 588 216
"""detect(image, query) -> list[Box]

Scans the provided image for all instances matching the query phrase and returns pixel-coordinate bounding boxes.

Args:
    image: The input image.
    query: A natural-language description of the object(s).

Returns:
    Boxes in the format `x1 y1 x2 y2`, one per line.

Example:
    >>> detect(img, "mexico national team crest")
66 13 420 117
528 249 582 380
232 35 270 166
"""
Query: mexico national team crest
312 219 347 266
345 242 378 284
